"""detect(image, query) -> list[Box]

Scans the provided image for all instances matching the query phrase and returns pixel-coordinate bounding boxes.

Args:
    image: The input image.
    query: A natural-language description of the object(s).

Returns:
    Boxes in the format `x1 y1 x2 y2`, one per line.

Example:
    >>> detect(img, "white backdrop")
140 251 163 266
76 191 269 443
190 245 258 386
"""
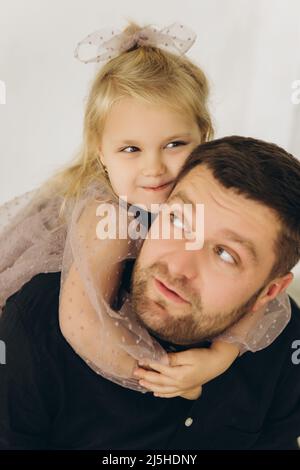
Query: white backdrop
0 0 299 300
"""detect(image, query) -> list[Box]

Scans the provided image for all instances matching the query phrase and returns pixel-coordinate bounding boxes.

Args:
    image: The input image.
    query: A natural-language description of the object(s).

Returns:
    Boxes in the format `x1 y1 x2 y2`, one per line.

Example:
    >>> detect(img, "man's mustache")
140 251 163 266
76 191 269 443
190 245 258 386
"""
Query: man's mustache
145 261 201 307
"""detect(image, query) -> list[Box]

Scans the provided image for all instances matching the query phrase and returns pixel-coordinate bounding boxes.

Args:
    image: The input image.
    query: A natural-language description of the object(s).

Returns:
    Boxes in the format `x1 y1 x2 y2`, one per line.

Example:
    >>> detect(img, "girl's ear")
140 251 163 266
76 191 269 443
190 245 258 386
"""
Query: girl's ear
250 272 294 313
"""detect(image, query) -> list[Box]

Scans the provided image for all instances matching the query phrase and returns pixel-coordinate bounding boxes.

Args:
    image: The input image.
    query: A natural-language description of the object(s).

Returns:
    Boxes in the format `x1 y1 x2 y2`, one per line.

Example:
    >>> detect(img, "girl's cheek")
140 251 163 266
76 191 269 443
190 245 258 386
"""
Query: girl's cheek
171 158 190 178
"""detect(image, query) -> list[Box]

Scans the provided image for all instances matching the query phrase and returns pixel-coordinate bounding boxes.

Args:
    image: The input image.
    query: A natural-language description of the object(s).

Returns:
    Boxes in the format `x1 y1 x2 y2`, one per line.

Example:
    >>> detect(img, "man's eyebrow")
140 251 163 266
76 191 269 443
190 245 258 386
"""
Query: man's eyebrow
219 229 259 264
168 189 195 207
168 191 259 264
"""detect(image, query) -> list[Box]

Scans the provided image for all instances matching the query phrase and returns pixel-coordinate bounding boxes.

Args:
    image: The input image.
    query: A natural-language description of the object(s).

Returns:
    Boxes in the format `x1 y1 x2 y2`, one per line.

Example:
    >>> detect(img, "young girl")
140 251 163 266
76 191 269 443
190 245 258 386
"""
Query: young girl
0 21 291 399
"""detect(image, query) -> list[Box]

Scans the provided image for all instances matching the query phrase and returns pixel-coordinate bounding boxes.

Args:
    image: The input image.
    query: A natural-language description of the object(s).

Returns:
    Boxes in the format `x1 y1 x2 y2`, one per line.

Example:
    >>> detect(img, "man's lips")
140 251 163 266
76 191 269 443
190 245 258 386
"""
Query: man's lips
153 277 190 304
141 181 173 192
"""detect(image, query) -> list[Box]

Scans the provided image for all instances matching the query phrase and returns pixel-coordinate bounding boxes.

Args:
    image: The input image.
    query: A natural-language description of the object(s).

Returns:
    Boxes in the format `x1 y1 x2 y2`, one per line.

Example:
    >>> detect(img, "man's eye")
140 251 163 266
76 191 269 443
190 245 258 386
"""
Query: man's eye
169 212 191 233
166 141 188 149
121 146 139 153
215 247 236 265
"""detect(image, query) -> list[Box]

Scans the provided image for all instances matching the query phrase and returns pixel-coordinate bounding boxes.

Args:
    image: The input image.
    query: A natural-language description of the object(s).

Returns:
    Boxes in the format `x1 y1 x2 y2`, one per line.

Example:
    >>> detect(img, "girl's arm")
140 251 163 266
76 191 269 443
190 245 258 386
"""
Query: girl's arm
133 340 240 400
59 196 138 377
134 295 292 399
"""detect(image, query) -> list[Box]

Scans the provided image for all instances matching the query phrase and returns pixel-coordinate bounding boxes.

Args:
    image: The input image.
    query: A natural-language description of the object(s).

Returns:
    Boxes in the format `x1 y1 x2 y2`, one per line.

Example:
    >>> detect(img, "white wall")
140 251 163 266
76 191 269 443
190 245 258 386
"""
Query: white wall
0 0 299 300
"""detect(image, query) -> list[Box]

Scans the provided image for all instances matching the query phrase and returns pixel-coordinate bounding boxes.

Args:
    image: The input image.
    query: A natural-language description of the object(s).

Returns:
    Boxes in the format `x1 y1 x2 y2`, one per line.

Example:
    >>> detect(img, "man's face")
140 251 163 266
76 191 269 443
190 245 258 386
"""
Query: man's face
131 165 281 345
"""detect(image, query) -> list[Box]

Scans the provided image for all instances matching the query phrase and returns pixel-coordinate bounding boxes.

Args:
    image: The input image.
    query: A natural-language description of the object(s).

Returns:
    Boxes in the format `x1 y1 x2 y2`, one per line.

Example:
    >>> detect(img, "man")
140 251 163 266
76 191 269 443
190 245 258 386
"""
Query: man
0 136 300 450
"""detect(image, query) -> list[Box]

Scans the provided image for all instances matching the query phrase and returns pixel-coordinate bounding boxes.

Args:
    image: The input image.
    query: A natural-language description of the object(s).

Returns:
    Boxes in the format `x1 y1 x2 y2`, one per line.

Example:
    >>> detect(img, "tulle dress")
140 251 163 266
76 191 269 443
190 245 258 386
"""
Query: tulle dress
0 180 291 392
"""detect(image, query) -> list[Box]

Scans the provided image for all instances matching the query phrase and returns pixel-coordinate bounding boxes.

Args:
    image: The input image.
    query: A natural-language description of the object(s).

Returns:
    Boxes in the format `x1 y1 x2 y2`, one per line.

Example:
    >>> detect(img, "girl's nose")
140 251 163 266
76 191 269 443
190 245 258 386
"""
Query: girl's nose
141 153 166 177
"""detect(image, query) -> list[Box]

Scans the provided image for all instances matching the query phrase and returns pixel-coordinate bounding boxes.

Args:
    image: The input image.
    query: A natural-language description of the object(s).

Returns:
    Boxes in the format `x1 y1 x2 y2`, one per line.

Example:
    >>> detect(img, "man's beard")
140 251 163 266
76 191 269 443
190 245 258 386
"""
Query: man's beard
130 260 264 346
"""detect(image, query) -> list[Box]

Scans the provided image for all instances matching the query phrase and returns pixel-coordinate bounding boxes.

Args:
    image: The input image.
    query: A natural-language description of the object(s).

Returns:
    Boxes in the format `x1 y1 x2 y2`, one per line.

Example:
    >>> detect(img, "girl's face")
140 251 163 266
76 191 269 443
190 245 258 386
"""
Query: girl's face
98 97 202 209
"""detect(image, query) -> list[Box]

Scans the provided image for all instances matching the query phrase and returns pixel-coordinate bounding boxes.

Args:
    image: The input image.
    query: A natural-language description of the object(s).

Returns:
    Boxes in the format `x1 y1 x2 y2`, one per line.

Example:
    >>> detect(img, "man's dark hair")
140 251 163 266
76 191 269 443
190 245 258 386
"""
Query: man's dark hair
175 136 300 279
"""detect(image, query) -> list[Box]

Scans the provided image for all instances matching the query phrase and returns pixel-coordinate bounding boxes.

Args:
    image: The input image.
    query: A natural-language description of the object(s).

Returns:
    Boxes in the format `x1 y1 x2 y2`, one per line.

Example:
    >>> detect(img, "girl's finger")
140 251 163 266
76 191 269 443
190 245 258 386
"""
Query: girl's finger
138 360 182 379
154 392 181 398
168 349 205 366
154 388 201 400
138 380 179 394
134 368 176 386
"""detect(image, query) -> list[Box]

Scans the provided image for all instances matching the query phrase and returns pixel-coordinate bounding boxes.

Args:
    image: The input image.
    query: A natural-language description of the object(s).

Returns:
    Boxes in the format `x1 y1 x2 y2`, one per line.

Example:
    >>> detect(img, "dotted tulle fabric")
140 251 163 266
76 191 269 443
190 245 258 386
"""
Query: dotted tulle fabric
0 180 291 392
74 23 197 65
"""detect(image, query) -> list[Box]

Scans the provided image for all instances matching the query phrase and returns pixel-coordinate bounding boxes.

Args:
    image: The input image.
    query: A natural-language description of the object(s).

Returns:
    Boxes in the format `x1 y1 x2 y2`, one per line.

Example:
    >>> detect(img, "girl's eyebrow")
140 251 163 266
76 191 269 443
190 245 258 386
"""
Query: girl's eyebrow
163 132 193 140
114 133 193 145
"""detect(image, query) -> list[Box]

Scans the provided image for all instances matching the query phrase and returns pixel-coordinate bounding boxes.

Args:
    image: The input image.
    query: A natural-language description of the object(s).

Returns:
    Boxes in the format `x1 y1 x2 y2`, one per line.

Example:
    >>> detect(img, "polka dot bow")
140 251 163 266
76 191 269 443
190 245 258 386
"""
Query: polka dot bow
74 22 197 64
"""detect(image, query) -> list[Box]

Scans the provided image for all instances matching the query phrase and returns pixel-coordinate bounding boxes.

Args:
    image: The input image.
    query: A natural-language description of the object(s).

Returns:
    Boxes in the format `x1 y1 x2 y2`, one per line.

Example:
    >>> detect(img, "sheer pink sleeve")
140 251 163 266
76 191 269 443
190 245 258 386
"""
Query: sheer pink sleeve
58 181 169 392
0 185 66 315
214 292 291 355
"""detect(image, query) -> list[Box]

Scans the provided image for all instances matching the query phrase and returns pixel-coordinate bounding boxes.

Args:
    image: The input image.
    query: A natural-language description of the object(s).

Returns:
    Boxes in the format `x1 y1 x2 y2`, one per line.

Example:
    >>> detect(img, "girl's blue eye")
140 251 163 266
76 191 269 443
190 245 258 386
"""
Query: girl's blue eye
120 141 187 153
166 141 187 149
121 146 139 153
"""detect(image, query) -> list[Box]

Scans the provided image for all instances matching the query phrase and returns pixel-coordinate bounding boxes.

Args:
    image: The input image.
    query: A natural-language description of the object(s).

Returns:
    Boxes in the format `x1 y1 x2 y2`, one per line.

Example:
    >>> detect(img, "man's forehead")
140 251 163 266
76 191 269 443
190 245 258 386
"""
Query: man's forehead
170 165 281 263
173 165 278 221
172 165 218 202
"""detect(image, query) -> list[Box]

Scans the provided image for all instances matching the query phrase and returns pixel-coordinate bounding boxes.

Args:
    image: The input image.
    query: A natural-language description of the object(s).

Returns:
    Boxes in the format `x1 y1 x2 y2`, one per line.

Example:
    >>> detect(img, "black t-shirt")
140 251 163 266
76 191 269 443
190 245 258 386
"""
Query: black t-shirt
0 272 194 450
1 271 300 450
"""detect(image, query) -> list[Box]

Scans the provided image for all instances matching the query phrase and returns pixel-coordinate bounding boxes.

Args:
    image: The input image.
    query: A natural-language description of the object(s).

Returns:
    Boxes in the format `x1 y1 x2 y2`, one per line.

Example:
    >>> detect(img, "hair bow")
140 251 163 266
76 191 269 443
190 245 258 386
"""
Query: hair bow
74 22 196 64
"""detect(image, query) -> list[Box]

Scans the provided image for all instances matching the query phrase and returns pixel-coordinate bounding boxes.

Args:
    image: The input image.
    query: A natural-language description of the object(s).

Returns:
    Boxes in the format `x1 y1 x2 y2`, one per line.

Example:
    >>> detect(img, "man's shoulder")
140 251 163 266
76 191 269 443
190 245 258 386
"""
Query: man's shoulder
255 295 300 360
284 296 300 357
2 272 62 339
237 295 300 385
9 271 61 309
285 295 300 338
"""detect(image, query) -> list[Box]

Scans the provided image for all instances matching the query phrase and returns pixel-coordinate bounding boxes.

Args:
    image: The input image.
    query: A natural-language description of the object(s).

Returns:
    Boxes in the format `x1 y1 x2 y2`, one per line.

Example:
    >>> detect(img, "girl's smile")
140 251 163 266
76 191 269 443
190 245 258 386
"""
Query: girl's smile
98 96 202 209
140 180 174 192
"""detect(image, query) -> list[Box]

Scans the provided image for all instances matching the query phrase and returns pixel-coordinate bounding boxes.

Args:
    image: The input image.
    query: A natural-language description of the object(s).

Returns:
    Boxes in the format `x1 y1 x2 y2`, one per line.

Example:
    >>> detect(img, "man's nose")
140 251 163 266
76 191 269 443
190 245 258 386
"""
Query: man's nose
141 152 166 177
163 248 200 282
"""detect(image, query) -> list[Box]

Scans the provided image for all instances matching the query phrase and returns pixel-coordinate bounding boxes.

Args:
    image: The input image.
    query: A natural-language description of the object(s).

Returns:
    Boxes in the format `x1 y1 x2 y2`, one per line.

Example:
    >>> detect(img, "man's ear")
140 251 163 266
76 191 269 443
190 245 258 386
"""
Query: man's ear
250 272 294 313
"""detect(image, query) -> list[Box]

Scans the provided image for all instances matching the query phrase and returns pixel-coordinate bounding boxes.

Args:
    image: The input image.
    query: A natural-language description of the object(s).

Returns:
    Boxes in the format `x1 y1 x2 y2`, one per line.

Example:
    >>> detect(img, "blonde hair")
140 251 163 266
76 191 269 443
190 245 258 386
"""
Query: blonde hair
41 21 214 220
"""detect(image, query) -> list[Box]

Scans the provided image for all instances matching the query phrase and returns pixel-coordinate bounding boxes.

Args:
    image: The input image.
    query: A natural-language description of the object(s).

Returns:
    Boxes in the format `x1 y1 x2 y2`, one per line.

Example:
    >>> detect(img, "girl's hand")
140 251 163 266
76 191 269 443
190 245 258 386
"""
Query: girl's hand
133 341 239 400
